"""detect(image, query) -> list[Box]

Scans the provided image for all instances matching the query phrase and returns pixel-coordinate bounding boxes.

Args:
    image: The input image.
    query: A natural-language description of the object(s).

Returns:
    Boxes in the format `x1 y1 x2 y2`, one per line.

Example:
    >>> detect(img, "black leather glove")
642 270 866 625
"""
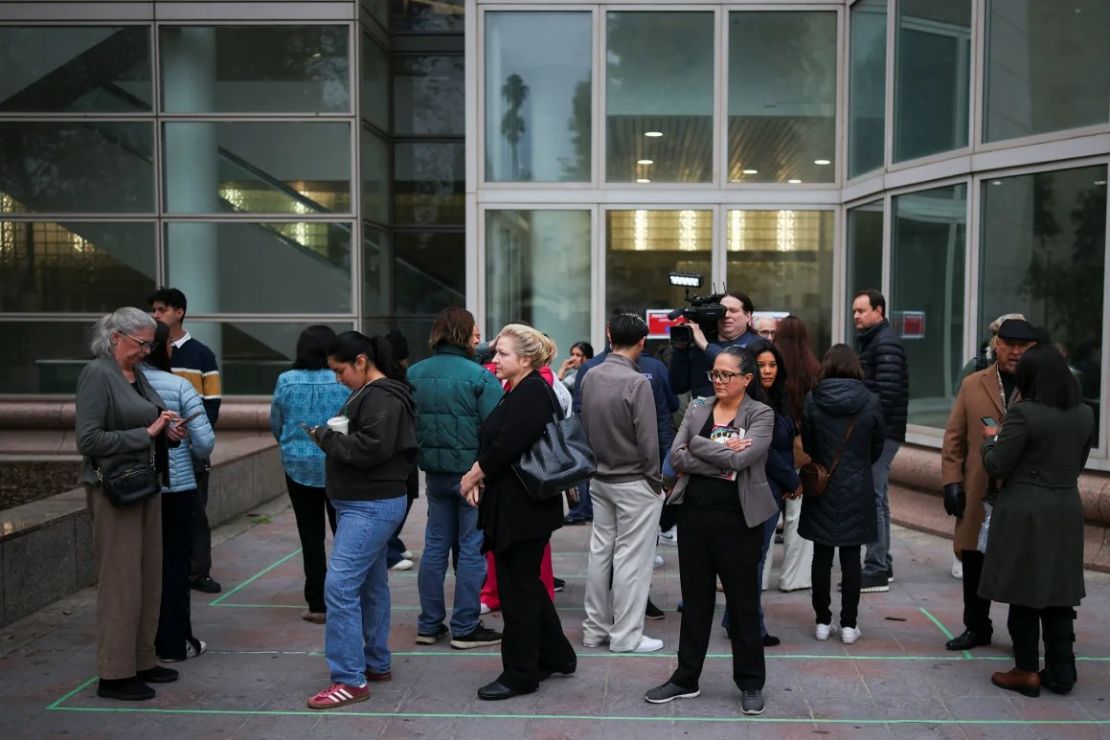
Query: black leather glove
943 483 966 518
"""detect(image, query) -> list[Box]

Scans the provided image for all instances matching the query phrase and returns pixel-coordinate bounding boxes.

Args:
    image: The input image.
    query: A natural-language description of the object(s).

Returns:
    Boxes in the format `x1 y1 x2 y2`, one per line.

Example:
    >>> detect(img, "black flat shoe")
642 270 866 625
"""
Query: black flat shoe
477 680 535 701
97 678 155 701
946 629 992 651
190 576 222 594
1038 669 1074 695
762 634 781 647
137 665 179 683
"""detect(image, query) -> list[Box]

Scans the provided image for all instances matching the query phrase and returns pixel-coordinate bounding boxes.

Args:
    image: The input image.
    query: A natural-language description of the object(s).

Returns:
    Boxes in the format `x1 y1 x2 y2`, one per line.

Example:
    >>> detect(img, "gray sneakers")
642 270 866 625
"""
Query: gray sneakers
740 689 765 715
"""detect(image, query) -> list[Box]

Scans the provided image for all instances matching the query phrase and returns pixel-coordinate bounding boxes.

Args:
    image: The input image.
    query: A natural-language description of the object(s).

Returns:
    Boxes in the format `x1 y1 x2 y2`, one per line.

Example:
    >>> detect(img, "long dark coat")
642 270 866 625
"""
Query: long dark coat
799 378 885 547
978 400 1094 609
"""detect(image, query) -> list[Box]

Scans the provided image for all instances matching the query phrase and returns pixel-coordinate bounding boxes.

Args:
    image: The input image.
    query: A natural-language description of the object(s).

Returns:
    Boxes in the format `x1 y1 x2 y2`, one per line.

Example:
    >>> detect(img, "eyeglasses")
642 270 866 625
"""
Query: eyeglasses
122 333 157 353
757 329 775 339
707 370 742 383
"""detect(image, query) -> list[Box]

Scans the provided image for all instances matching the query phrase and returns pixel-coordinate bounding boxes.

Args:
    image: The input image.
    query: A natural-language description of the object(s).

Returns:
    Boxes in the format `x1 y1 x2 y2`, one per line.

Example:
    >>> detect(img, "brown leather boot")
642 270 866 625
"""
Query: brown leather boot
991 668 1041 697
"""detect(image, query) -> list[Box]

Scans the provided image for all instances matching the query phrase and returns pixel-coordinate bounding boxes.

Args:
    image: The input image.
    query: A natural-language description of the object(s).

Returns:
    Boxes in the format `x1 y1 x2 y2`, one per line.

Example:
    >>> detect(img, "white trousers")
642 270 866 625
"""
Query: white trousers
778 496 813 591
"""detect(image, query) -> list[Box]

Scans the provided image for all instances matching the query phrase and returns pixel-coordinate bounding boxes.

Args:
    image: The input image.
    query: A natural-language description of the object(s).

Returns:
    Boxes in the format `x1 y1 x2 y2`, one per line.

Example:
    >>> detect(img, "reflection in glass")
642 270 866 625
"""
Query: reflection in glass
161 26 349 113
362 130 389 225
0 123 154 214
726 211 834 351
163 122 351 215
849 0 887 178
728 13 837 184
894 0 971 162
846 201 885 339
395 55 464 136
0 26 152 112
0 321 93 394
391 0 464 32
606 210 712 327
980 166 1105 441
362 35 389 131
165 222 352 314
891 184 967 428
364 230 465 316
607 13 714 183
985 0 1110 143
0 222 155 313
487 210 591 366
394 142 464 226
485 12 591 182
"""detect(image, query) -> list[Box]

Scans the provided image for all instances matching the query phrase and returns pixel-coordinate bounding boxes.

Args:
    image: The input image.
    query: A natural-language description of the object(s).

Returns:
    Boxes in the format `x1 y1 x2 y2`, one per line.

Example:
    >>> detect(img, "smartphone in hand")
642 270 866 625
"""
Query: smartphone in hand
176 410 205 427
980 416 999 427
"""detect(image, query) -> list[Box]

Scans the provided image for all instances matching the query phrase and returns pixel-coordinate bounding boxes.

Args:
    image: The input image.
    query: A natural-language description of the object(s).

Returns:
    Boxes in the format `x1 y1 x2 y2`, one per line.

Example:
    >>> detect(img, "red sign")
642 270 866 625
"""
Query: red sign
646 310 684 340
897 311 926 339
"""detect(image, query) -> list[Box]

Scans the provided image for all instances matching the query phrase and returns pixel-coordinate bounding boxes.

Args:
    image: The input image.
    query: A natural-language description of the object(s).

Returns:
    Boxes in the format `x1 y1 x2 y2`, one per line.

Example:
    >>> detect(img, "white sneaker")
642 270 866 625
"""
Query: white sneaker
627 636 664 653
815 623 837 641
401 550 413 559
390 558 414 571
840 626 861 645
658 528 678 547
186 639 208 658
480 602 492 615
653 554 664 569
951 554 963 579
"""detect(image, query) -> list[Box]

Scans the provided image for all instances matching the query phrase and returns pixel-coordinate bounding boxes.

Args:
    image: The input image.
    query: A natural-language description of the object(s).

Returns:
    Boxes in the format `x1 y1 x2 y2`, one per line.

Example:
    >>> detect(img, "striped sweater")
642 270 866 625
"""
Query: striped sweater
171 333 222 425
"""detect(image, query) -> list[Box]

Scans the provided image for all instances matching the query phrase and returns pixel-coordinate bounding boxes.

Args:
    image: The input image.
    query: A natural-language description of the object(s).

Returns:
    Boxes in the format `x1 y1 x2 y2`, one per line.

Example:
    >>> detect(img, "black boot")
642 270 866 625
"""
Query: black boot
1041 608 1077 695
97 677 156 701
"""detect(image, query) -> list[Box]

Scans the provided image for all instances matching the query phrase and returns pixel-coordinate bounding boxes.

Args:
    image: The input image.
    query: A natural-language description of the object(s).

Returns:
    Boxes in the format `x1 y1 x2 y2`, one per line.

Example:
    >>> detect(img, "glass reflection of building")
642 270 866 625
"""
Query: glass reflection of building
0 0 1107 467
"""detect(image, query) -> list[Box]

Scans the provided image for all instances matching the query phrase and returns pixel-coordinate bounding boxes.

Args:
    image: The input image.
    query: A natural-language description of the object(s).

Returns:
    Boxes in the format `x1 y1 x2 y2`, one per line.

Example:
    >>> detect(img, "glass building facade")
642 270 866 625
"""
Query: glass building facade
0 0 1107 468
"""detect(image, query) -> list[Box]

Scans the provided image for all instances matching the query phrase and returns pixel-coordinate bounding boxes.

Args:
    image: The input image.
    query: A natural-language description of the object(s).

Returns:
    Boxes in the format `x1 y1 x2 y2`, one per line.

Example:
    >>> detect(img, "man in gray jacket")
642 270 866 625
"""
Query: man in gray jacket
580 313 664 653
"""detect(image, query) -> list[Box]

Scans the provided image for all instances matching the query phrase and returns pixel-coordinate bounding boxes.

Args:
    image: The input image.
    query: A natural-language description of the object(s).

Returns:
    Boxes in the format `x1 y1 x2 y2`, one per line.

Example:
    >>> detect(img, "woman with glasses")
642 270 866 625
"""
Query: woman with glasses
644 347 777 716
75 308 187 701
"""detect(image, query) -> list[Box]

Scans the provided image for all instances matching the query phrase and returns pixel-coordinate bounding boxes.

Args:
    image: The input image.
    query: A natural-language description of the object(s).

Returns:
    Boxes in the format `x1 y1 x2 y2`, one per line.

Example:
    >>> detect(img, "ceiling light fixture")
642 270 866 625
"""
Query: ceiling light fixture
814 159 831 166
991 180 1003 185
742 168 758 175
636 178 651 184
787 179 802 184
644 131 663 138
637 159 654 165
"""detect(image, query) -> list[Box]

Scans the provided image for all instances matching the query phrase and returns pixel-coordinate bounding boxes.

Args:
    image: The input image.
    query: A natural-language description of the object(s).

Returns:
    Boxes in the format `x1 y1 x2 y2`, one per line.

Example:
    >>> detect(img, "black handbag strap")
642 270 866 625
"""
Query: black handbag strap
826 416 858 476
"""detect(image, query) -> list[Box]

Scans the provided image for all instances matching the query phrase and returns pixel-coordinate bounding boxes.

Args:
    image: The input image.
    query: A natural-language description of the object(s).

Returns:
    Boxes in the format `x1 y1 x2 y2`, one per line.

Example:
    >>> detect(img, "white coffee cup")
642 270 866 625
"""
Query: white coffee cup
326 416 349 434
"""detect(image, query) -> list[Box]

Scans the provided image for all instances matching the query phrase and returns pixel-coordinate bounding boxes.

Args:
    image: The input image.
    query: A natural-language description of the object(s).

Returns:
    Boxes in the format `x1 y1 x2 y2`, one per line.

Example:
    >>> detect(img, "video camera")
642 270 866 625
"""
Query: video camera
666 272 725 344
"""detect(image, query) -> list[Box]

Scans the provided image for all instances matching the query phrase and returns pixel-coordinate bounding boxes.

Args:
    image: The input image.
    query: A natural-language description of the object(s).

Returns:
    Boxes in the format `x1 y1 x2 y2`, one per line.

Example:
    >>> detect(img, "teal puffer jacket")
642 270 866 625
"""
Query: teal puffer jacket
407 346 504 475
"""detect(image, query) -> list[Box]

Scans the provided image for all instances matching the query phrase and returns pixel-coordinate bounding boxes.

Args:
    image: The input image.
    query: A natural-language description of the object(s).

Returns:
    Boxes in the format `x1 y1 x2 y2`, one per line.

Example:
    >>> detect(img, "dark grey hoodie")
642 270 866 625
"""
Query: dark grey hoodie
318 378 417 501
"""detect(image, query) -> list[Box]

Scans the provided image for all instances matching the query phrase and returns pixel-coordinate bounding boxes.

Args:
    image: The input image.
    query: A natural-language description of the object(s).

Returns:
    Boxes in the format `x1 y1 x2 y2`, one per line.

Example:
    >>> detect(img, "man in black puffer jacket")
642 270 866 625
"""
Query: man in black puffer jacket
852 289 908 594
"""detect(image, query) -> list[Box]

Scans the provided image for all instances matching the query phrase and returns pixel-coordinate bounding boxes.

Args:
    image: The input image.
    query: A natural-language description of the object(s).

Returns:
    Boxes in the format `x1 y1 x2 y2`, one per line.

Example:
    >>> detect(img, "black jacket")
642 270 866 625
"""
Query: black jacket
765 412 801 499
856 319 908 442
799 378 885 547
318 378 417 501
477 371 564 553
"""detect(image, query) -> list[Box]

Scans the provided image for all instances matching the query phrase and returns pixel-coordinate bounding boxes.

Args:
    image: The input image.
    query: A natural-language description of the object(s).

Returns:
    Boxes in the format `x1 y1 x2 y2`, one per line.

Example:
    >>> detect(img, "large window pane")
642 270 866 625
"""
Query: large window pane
163 122 351 215
728 12 837 184
391 0 464 32
606 209 712 333
362 35 389 131
894 0 971 162
485 12 591 182
362 130 389 224
395 55 464 136
394 142 464 226
891 184 967 428
1 222 155 313
161 26 349 113
363 317 438 364
189 320 354 395
364 229 465 316
607 13 714 184
165 222 352 314
487 210 591 367
726 210 834 352
849 0 887 178
0 123 154 213
981 166 1105 442
846 201 885 338
0 26 151 112
0 321 93 394
985 0 1110 143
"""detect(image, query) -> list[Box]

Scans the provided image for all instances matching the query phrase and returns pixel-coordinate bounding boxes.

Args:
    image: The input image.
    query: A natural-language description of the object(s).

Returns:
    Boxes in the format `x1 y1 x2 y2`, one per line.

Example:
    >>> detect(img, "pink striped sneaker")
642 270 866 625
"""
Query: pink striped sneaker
307 682 369 709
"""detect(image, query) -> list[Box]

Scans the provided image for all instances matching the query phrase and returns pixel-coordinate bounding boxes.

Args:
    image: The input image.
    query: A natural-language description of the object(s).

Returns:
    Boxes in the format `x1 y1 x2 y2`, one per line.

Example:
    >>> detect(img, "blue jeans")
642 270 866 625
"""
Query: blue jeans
863 439 900 577
417 473 486 637
565 480 592 522
324 495 407 686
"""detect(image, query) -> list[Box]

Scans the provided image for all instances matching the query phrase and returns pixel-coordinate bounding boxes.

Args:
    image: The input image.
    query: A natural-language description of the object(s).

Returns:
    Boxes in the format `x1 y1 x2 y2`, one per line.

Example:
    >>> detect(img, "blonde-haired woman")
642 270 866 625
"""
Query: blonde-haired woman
460 324 576 700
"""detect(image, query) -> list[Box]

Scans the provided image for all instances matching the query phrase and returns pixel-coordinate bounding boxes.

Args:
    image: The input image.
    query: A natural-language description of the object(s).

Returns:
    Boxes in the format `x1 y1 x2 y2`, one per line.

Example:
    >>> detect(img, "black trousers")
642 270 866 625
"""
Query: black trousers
960 549 992 633
671 506 765 692
494 536 576 691
156 491 197 660
189 461 212 579
1008 604 1078 687
812 544 861 628
286 475 337 613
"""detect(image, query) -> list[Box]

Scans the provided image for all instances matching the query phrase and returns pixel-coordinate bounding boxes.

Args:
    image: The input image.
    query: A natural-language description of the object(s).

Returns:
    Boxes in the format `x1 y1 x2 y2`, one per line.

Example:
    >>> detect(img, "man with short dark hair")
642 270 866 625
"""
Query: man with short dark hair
852 289 908 593
580 313 664 653
149 287 223 594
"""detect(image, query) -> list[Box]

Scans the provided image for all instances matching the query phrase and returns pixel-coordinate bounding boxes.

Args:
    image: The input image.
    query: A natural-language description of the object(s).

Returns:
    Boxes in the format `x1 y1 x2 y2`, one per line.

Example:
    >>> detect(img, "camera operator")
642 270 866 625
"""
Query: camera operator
668 292 759 398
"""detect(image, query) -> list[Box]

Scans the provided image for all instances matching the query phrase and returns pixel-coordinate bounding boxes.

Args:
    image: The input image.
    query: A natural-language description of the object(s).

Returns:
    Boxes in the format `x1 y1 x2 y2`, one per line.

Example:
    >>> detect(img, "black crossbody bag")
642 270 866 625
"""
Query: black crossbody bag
512 382 597 502
96 457 161 508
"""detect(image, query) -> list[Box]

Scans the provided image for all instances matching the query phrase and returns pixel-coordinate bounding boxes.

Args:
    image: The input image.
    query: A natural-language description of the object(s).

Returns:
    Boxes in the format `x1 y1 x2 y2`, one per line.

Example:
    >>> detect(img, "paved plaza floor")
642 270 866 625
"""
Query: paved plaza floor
3 492 1110 739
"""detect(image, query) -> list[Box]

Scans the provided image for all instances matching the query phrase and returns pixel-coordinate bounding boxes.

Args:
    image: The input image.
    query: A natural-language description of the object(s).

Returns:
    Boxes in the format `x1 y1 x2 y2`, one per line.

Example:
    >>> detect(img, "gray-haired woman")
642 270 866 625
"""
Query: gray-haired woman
75 307 187 701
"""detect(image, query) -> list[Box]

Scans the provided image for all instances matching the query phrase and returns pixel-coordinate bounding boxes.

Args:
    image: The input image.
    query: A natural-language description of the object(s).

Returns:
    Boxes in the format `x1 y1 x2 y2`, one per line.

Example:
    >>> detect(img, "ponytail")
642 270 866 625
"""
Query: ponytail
328 330 405 381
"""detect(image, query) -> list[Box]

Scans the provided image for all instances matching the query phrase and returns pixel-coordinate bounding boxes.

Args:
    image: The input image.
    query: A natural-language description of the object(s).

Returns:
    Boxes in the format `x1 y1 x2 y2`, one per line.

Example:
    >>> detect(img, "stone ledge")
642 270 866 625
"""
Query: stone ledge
0 400 272 431
0 436 283 627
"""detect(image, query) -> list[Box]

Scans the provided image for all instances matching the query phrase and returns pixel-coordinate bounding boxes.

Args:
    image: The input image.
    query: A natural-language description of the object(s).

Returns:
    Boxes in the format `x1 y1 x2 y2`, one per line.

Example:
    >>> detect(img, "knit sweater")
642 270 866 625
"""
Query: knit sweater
171 333 222 425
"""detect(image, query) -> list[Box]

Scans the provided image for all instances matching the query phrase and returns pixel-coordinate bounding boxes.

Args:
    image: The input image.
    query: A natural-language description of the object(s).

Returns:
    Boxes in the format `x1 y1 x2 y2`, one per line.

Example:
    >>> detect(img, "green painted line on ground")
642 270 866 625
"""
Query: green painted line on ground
43 704 1110 726
208 548 303 606
918 606 972 660
46 676 98 710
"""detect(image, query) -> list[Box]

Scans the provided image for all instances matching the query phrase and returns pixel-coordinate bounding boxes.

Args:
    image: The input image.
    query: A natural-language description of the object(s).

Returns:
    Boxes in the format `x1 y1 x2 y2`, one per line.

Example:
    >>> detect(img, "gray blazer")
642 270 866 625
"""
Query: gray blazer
667 393 778 528
75 357 165 486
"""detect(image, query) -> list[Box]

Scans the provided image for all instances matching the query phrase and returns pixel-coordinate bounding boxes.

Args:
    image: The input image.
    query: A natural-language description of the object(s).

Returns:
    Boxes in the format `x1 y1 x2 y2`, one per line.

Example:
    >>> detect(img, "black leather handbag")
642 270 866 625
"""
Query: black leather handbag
512 385 596 502
97 458 161 508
